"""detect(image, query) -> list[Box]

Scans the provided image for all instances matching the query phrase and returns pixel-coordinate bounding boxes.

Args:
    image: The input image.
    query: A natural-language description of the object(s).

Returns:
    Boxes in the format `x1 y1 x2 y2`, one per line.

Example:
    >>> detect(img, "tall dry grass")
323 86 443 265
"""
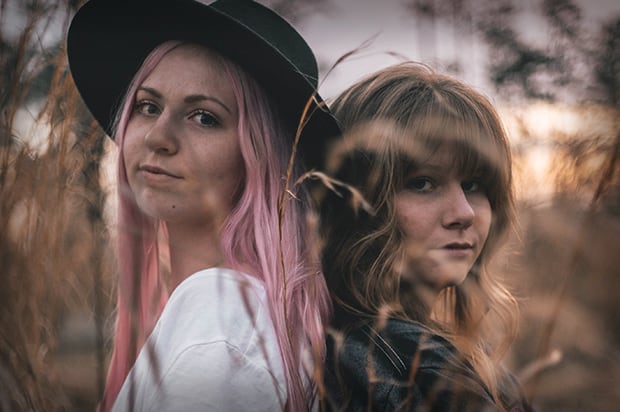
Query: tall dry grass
1 0 619 411
497 106 620 411
1 0 114 410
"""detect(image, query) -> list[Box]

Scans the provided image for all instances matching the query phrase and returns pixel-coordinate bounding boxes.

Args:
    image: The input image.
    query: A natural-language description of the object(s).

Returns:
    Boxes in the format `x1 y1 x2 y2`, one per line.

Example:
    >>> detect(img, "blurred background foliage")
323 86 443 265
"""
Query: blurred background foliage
1 0 618 410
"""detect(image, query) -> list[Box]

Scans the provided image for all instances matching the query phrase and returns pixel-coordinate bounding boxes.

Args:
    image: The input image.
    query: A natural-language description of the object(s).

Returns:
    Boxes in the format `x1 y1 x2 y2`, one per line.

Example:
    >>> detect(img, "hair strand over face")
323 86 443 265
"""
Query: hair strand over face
318 62 519 407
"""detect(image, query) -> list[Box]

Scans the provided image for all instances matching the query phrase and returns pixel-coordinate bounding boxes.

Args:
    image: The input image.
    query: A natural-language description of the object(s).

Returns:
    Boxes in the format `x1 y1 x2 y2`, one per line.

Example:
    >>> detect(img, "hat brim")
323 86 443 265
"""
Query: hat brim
67 0 340 169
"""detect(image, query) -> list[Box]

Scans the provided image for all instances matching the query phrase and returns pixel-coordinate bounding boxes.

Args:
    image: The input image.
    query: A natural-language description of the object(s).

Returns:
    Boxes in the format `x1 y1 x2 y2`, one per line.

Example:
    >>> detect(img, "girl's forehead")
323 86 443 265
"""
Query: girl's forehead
399 138 463 161
403 140 493 175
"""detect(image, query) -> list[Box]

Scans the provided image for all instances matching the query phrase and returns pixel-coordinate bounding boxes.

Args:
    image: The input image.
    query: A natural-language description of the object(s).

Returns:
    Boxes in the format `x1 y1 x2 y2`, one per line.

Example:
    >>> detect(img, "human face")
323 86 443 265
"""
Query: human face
394 147 492 294
123 44 243 228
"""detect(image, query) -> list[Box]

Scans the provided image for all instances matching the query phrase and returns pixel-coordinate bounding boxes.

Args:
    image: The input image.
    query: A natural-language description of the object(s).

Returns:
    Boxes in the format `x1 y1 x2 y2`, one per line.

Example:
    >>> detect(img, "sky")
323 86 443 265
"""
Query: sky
289 0 620 203
4 0 619 102
293 0 620 100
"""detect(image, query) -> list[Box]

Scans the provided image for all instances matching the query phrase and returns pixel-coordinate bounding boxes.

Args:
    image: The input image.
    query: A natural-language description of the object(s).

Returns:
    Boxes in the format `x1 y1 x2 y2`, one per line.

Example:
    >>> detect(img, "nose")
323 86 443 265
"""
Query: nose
442 184 475 229
144 114 178 155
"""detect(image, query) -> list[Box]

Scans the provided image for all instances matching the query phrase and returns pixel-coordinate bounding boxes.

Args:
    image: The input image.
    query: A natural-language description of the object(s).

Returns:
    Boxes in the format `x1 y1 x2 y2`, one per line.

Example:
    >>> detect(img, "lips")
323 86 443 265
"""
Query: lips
443 242 474 250
438 242 477 260
139 164 181 179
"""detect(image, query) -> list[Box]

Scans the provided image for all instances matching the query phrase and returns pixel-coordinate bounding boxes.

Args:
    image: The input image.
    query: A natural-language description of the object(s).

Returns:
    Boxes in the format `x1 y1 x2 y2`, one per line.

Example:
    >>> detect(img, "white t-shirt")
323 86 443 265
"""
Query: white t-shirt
112 268 287 412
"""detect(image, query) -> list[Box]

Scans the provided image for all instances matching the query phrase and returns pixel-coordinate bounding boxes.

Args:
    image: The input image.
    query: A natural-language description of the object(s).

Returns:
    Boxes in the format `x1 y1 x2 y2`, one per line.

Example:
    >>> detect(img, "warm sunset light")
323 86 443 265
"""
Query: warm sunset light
501 102 619 203
2 1 619 411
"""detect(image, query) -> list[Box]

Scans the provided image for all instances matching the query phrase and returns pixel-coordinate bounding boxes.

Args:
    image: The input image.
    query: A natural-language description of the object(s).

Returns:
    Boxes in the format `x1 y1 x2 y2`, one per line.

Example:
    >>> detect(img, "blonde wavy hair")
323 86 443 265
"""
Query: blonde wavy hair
318 62 519 406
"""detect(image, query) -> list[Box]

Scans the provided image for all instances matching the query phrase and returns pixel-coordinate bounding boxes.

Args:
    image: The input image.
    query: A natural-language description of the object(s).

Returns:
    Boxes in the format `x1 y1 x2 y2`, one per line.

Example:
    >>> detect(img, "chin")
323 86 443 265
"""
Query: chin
434 269 470 290
407 260 472 292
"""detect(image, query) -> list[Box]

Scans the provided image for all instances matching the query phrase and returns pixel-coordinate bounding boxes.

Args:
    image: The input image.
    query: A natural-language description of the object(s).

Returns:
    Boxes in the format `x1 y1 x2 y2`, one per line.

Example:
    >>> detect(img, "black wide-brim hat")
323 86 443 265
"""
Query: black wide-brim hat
67 0 341 170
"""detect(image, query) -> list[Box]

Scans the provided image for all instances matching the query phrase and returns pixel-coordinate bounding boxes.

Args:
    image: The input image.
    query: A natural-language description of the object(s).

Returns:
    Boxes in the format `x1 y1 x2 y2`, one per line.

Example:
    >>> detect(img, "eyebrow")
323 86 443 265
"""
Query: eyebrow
137 86 232 114
412 162 444 173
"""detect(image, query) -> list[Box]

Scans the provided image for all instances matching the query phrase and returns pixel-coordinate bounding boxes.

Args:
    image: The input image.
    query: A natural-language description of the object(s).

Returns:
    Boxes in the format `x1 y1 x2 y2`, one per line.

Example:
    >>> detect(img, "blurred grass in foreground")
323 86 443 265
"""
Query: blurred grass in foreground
1 1 113 410
1 0 619 411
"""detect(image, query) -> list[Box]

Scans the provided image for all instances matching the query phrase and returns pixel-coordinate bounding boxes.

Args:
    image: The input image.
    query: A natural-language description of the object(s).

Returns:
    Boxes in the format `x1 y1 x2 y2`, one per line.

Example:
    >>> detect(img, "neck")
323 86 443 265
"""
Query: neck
166 221 226 292
417 284 440 314
400 278 440 321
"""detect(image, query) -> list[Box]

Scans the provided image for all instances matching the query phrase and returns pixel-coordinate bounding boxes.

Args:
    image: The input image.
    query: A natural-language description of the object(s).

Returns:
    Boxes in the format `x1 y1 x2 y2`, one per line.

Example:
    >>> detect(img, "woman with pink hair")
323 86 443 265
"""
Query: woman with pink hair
67 1 340 411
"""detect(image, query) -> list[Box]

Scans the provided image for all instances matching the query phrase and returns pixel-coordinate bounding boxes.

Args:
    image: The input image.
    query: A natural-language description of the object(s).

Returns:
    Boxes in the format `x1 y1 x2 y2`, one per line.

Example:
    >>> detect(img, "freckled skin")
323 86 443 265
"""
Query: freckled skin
123 44 244 230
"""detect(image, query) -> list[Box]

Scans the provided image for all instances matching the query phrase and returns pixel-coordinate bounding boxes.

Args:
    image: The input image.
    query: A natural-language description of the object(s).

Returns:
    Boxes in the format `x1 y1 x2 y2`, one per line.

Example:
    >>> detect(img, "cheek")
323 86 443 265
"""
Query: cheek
121 125 142 162
474 198 493 242
192 144 245 198
199 143 242 176
121 139 140 179
394 198 434 242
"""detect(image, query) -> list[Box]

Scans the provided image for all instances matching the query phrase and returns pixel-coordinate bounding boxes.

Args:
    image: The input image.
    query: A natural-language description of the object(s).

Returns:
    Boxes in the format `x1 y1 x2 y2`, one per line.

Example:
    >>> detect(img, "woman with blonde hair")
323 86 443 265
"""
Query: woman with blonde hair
317 63 533 411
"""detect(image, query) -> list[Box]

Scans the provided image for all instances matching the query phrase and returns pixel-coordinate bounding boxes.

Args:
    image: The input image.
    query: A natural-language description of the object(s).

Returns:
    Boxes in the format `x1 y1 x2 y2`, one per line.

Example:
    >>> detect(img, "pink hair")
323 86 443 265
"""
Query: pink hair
220 60 331 411
100 41 330 412
99 41 180 412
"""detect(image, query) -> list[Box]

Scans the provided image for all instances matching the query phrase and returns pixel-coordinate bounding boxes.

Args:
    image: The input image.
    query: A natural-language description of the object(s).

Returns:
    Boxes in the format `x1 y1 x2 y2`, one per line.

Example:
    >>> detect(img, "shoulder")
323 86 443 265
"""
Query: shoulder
497 366 536 412
330 319 456 375
324 318 500 412
154 267 281 368
113 268 287 411
154 341 287 411
155 268 271 350
168 267 267 310
114 340 287 412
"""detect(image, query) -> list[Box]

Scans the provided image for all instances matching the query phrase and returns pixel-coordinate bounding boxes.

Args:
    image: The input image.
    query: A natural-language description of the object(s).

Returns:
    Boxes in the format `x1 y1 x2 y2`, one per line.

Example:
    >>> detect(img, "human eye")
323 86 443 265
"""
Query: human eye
406 177 435 193
134 100 160 116
461 179 484 193
190 110 220 128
